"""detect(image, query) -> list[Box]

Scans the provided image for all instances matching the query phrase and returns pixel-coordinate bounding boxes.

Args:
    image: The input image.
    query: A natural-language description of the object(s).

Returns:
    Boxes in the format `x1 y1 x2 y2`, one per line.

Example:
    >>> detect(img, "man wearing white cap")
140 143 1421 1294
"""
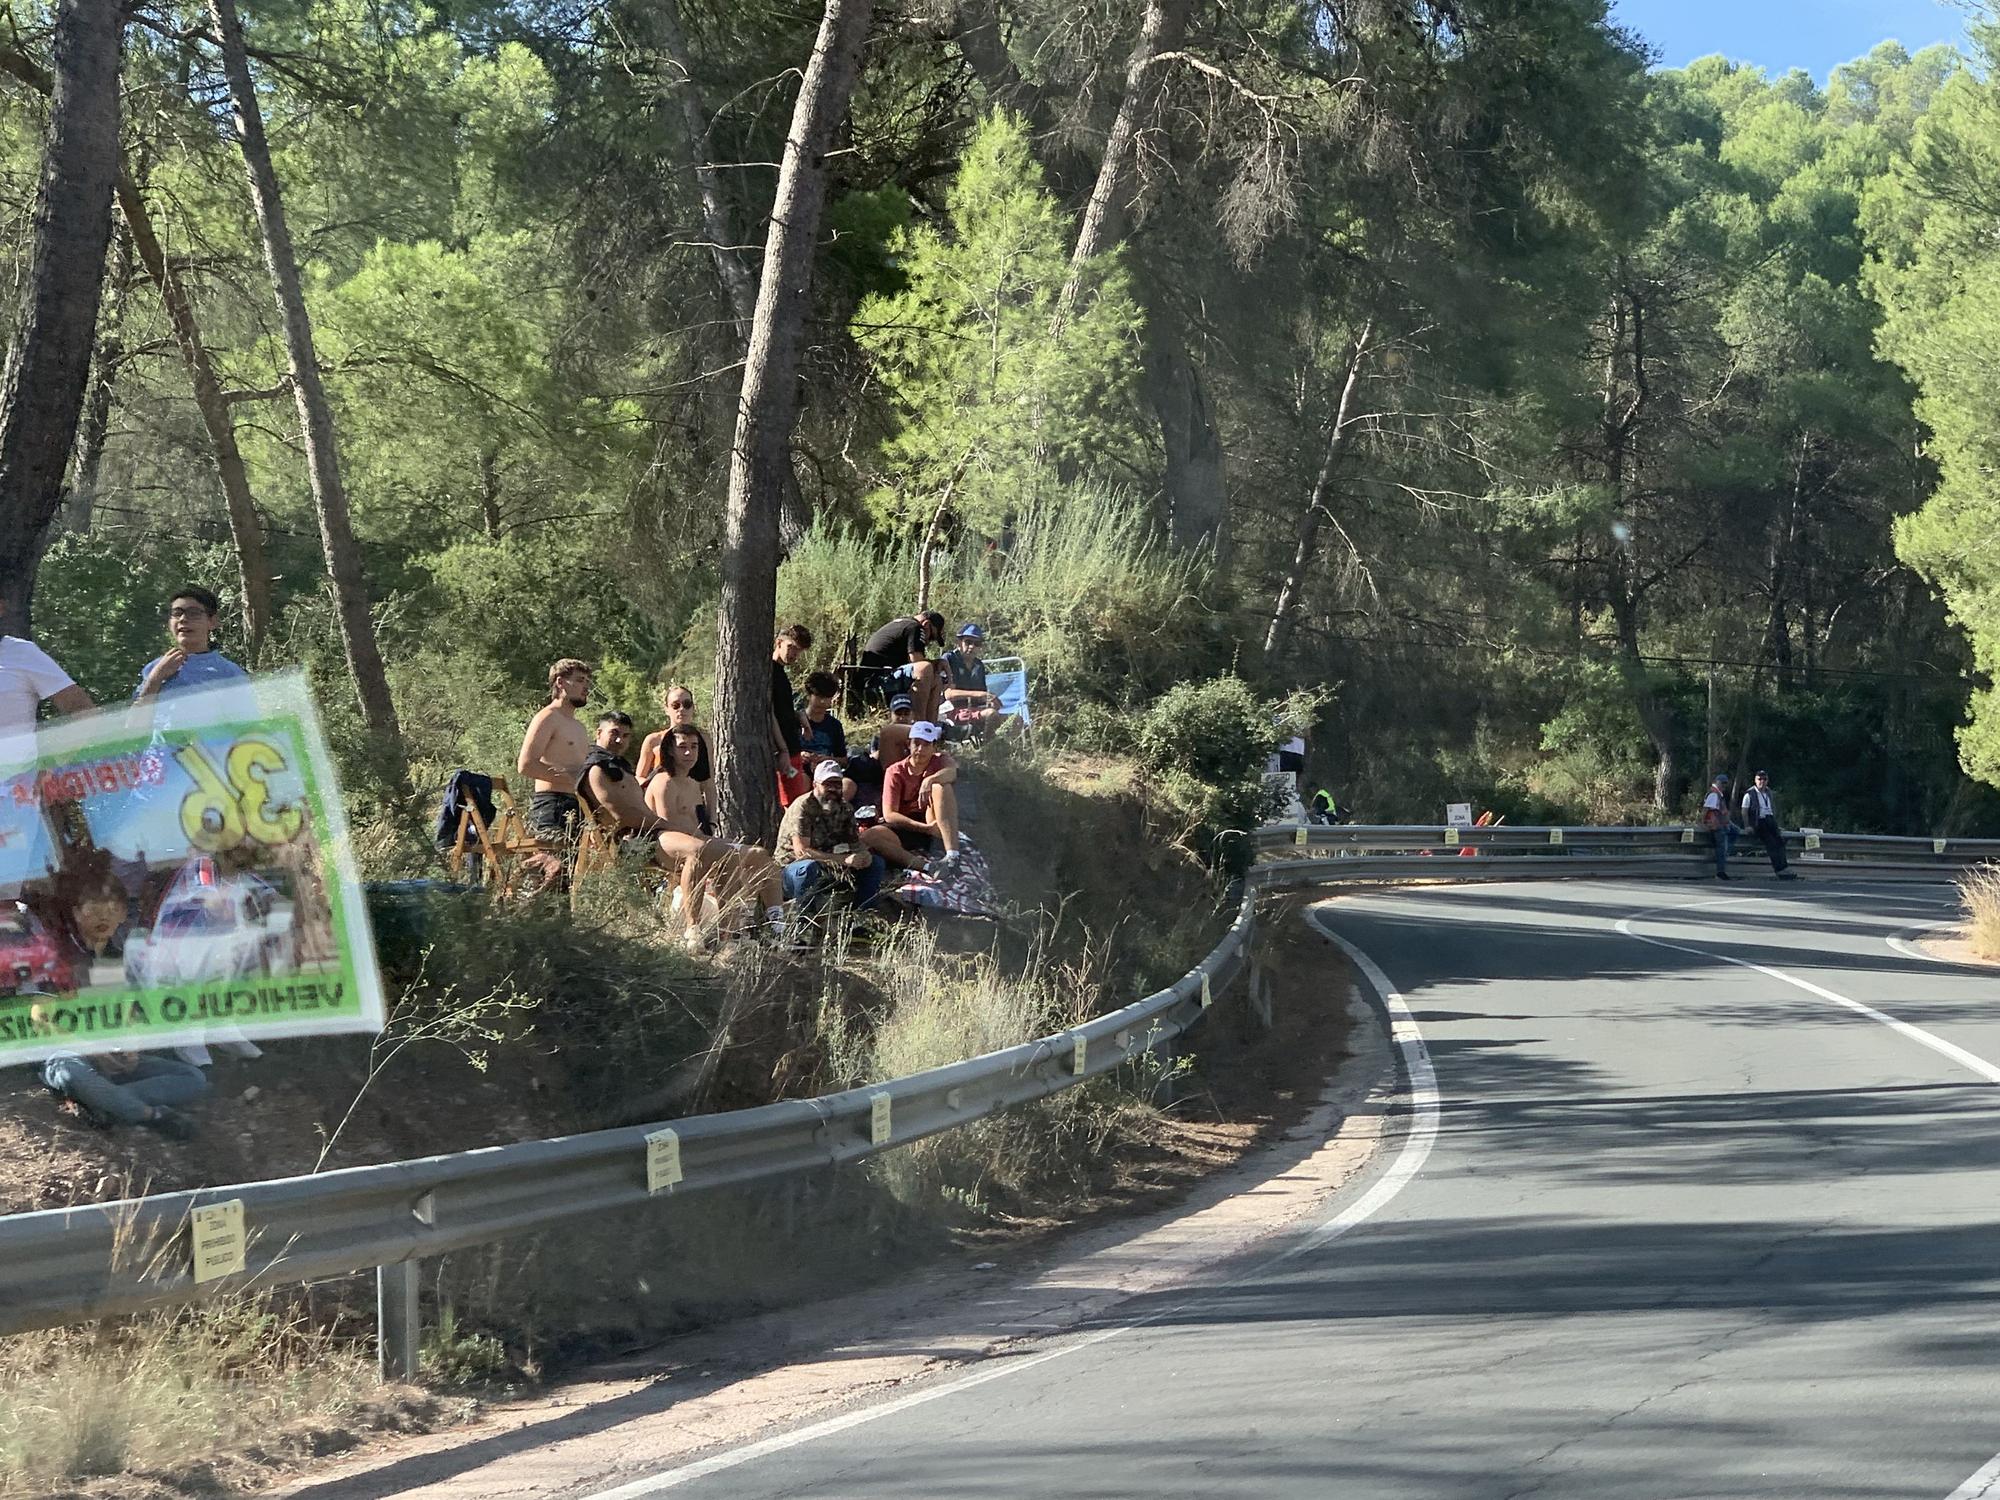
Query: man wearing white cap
778 759 886 912
881 720 962 871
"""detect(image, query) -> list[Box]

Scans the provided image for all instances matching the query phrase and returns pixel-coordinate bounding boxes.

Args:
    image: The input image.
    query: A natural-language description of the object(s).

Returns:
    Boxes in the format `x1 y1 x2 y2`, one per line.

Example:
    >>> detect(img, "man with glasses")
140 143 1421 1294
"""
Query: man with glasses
134 586 247 701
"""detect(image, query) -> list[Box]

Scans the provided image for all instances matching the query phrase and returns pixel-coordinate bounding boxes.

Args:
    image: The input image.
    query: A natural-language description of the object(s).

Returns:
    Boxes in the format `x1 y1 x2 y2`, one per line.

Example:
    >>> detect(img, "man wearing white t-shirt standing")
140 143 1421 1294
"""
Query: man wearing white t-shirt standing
1739 769 1797 879
0 636 94 740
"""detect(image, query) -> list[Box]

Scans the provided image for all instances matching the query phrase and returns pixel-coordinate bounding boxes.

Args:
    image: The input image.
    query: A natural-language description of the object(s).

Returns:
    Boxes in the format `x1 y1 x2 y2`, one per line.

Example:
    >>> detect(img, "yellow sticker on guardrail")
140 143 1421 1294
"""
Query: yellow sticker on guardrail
1681 829 1695 844
1200 971 1212 1009
1443 827 1459 847
1936 838 1948 855
1072 1034 1088 1075
1804 831 1822 850
870 1092 891 1146
191 1200 246 1285
1549 828 1564 846
1295 826 1309 847
645 1127 682 1194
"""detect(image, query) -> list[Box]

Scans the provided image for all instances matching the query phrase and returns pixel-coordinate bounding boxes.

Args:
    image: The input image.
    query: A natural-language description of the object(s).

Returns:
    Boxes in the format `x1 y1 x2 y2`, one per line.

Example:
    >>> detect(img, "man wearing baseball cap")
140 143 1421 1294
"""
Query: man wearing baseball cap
942 622 1014 739
881 720 962 871
859 609 947 723
1739 769 1797 879
1699 772 1739 880
777 759 886 915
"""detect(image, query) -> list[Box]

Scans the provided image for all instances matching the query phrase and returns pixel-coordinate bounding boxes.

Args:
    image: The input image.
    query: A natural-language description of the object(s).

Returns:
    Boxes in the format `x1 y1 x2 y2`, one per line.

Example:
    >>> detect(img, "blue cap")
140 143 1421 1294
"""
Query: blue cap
889 694 915 712
957 622 984 641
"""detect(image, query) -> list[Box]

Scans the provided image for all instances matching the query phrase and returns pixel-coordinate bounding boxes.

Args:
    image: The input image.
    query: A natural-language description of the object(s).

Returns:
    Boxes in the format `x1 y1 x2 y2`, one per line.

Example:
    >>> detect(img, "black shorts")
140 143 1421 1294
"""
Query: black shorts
528 790 580 841
895 825 937 855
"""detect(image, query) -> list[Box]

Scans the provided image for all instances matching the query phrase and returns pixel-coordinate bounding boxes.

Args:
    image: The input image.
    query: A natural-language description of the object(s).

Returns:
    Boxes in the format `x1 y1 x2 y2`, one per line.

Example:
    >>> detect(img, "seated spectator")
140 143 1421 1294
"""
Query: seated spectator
777 760 886 915
800 671 847 769
859 610 946 723
42 1048 206 1138
134 585 249 701
637 684 716 836
1 634 94 738
579 711 660 835
881 721 962 871
517 659 594 844
644 725 787 941
773 624 812 807
869 694 919 774
941 623 1016 739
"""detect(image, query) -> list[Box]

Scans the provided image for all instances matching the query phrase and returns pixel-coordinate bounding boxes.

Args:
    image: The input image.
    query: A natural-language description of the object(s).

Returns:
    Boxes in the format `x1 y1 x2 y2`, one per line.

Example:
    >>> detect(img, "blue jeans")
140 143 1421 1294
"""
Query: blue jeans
1711 824 1737 874
43 1053 208 1126
782 855 885 912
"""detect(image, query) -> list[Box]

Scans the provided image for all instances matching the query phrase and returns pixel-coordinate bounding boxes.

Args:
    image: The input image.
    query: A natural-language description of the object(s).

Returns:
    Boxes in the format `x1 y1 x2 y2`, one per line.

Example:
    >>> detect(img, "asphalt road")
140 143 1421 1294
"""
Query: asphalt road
583 878 2000 1500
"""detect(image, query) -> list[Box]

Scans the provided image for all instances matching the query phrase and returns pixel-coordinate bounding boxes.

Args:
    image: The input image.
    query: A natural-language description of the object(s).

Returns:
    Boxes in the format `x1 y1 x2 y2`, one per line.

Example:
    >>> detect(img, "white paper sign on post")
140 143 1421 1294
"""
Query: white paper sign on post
191 1200 247 1285
1549 828 1564 846
1682 828 1696 844
645 1127 682 1194
1801 827 1825 862
1446 802 1474 828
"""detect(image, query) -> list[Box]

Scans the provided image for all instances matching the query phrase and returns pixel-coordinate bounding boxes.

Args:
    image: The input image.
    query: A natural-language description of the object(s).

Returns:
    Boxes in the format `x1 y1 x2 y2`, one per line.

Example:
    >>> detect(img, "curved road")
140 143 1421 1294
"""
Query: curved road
584 879 2000 1500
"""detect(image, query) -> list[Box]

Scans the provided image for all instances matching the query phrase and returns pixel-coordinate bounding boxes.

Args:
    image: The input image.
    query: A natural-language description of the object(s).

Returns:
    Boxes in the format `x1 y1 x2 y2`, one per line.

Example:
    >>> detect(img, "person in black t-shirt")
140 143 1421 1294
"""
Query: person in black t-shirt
772 623 812 807
858 610 946 723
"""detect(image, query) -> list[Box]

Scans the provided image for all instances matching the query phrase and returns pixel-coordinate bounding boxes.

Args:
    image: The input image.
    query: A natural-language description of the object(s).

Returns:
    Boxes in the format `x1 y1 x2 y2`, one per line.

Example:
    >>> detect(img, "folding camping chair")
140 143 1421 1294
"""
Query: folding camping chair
982 655 1033 740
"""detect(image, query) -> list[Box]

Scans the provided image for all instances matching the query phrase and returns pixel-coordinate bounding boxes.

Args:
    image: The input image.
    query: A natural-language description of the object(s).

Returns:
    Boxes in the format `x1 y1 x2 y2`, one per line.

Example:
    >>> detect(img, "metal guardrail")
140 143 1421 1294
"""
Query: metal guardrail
0 822 1986 1373
1257 823 2000 862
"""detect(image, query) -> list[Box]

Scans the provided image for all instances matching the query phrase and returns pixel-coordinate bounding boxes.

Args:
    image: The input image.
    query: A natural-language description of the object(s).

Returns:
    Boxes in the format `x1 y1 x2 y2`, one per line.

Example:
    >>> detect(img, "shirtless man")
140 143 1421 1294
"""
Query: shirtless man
517 659 593 844
580 712 659 835
644 725 786 942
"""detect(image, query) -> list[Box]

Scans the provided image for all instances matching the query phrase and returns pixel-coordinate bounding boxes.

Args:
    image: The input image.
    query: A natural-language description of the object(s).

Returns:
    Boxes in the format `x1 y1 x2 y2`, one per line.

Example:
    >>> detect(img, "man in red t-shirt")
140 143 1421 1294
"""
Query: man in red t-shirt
880 721 961 871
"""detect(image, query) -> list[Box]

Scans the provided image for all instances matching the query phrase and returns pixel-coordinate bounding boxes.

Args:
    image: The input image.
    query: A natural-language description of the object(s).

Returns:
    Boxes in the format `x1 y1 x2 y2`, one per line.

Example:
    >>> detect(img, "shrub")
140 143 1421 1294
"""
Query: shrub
1963 864 2000 961
1134 674 1288 870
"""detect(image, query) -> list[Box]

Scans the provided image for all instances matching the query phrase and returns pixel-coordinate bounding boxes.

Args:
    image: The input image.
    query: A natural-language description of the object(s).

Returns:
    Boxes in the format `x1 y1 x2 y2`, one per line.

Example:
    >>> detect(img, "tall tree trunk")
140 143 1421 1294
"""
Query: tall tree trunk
66 219 134 533
656 0 756 336
654 0 815 554
119 174 275 664
211 0 401 750
1056 0 1193 318
1264 321 1371 658
1142 308 1227 555
0 0 123 637
0 40 277 659
713 0 873 844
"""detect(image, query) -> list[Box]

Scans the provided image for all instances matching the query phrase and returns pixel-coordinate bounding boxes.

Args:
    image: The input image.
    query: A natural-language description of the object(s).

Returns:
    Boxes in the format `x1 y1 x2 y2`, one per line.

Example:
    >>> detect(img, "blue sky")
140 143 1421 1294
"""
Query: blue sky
1610 0 1968 80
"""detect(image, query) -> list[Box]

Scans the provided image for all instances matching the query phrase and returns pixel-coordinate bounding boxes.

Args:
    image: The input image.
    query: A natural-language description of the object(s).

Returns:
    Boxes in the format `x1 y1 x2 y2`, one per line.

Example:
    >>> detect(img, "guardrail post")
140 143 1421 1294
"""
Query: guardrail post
377 1259 421 1382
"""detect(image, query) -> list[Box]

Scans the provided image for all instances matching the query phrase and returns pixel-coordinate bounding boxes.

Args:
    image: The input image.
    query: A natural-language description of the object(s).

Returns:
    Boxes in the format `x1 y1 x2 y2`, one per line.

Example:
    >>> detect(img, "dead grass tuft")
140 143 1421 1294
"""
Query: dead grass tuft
0 1297 375 1495
1962 864 2000 961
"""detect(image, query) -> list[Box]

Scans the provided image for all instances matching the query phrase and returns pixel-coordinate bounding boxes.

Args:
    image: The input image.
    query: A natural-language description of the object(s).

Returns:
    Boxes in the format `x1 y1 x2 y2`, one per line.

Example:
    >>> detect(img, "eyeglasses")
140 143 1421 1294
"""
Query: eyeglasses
165 607 210 621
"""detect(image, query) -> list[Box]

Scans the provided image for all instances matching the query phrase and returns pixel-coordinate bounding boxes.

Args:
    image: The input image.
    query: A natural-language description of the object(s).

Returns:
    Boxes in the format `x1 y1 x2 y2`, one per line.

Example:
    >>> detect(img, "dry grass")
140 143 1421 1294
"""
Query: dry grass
0 1299 376 1495
820 923 1171 1215
1963 864 2000 961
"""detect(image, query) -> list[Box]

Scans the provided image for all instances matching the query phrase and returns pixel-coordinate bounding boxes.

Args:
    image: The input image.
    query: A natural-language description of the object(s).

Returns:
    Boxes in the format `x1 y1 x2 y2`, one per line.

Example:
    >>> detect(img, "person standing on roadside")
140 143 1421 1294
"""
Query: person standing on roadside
1 635 94 738
1701 773 1739 880
133 586 248 701
1739 769 1797 880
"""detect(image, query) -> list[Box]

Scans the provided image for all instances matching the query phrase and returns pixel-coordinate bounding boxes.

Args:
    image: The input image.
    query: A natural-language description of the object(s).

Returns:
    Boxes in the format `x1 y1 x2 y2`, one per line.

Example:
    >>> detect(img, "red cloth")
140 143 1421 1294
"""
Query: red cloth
775 753 810 808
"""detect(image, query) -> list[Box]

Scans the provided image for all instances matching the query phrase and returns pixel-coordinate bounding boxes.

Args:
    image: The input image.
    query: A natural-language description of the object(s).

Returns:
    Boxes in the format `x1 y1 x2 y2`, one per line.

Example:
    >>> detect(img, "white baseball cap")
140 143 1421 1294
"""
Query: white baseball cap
909 720 942 742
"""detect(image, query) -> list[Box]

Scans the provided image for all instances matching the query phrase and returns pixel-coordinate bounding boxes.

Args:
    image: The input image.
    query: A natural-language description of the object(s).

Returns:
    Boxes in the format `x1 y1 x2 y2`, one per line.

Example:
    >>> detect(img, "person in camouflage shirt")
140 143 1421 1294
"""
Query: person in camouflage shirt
778 761 887 912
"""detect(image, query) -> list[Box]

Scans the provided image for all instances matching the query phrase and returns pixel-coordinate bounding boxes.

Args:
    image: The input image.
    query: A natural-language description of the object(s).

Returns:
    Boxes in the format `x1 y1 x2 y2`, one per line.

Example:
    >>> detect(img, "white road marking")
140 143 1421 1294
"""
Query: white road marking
1615 896 2000 1086
1617 890 2000 1497
1949 1452 2000 1500
577 905 1437 1497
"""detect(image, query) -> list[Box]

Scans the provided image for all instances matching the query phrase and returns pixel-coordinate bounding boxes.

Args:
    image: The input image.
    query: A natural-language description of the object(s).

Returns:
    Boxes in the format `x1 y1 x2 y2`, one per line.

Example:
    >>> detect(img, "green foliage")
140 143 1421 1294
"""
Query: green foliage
851 112 1145 533
1135 675 1289 870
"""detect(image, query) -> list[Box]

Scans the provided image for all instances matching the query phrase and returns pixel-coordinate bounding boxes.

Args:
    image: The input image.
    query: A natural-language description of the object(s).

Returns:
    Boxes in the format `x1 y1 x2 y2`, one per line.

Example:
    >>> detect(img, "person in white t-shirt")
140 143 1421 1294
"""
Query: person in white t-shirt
0 636 94 740
1739 769 1797 879
1699 773 1739 880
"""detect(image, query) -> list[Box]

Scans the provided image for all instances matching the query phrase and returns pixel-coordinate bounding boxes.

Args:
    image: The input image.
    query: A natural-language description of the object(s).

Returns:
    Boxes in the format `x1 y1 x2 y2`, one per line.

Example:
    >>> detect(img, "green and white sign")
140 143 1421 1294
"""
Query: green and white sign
0 672 384 1065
